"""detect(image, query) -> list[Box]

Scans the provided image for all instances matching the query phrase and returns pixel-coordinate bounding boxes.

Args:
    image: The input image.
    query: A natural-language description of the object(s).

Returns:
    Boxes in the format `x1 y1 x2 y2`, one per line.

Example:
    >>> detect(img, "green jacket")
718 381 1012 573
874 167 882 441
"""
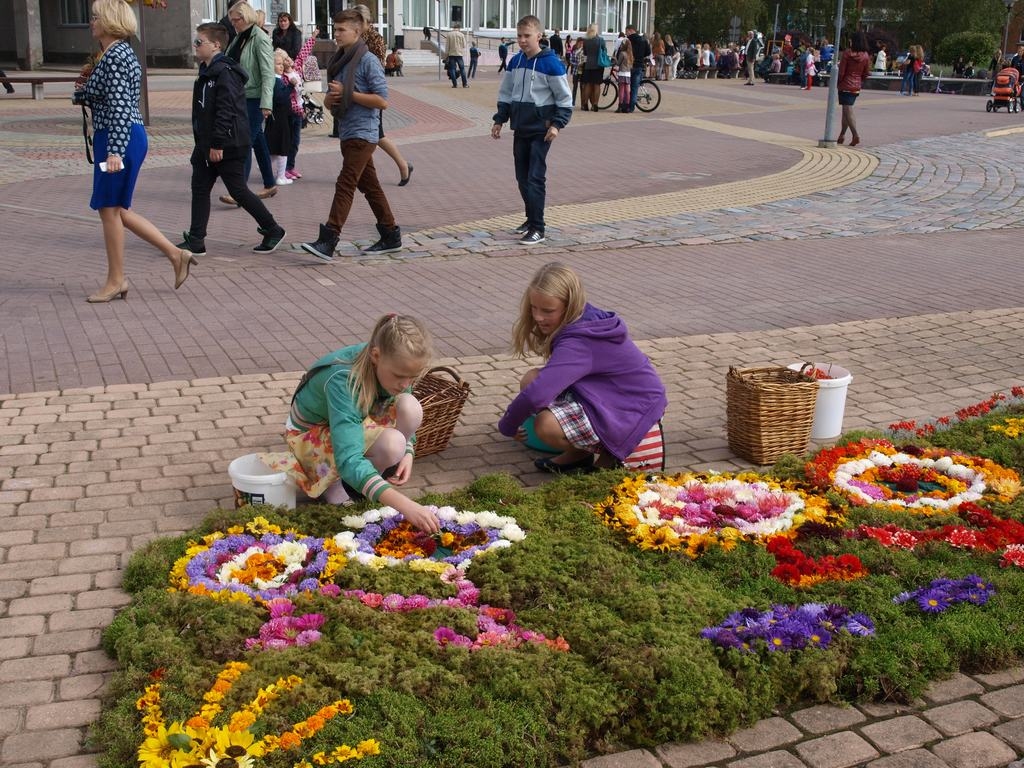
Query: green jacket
293 343 415 502
226 25 275 111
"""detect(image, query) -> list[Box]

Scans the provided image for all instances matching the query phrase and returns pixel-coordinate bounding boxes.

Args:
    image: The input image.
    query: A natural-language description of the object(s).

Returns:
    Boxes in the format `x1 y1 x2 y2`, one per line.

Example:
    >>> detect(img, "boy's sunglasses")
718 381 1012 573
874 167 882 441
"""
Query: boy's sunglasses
193 38 207 46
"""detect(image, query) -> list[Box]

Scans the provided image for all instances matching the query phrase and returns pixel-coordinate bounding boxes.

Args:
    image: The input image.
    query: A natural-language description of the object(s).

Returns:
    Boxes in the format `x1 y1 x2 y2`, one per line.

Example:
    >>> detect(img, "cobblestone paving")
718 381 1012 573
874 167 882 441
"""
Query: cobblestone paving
0 72 1022 767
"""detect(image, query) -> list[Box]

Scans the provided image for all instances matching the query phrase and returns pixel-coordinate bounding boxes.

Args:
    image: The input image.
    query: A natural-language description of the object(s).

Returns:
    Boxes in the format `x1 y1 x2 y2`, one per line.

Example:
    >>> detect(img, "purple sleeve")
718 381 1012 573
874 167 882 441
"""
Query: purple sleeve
497 340 593 436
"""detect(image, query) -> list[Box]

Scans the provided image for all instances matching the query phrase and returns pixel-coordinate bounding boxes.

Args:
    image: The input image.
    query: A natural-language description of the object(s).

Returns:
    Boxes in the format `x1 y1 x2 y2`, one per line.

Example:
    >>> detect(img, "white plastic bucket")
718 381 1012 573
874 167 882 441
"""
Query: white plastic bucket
228 453 296 509
788 363 853 440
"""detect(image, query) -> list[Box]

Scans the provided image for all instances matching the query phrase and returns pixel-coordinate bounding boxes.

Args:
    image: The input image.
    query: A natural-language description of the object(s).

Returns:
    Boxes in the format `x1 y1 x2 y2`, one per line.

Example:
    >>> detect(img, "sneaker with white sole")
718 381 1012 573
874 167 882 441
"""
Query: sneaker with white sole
513 221 530 234
520 230 546 245
274 176 293 185
252 226 286 253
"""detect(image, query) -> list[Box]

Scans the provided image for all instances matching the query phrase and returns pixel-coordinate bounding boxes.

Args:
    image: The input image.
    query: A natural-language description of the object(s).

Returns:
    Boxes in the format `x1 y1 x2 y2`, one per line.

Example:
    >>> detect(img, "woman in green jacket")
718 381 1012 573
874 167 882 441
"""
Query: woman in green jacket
223 1 278 202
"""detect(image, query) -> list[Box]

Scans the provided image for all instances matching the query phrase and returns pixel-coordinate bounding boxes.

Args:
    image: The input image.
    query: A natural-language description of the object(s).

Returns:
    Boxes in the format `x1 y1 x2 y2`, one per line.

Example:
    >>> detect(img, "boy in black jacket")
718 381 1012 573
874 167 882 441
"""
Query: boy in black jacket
179 23 286 255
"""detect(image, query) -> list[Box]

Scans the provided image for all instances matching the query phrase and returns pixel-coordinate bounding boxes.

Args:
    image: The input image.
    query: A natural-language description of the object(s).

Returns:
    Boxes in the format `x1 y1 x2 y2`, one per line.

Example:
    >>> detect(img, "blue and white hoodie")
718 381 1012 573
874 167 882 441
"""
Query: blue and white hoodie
493 47 572 136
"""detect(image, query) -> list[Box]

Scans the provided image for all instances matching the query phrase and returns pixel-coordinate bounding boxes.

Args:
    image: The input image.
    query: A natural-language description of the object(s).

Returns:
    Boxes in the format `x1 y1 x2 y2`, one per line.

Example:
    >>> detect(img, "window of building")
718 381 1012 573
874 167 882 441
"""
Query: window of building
482 0 501 28
601 0 619 33
575 0 591 28
514 0 531 25
547 0 567 30
60 0 90 26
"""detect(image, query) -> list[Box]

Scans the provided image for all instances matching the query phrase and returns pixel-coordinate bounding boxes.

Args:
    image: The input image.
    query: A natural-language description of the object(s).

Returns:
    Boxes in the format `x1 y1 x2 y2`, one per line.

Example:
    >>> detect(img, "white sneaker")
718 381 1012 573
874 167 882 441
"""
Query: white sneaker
275 176 293 185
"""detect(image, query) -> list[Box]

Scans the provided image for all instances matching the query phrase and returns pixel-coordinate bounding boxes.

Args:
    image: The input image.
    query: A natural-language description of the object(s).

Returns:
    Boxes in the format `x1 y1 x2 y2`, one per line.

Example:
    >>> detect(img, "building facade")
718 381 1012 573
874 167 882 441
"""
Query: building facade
0 0 652 69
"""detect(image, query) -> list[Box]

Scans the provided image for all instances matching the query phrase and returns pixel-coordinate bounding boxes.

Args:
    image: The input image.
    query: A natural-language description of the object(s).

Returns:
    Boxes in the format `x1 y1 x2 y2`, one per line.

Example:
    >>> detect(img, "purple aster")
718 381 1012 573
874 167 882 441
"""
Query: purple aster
844 613 876 637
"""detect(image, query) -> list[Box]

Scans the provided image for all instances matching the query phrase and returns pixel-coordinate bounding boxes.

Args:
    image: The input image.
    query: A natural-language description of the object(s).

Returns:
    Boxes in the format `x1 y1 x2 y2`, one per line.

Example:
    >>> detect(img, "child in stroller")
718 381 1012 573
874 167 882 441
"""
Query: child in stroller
988 65 1020 113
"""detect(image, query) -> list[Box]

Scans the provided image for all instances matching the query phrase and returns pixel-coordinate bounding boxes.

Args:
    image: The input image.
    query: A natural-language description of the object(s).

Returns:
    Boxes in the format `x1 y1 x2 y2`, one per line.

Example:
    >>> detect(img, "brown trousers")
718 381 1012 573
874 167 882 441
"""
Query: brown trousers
327 138 395 233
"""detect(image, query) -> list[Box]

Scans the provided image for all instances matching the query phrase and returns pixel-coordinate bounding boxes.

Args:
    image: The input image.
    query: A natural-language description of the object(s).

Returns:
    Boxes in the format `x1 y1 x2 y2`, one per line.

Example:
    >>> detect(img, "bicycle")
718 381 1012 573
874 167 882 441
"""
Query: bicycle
598 71 661 112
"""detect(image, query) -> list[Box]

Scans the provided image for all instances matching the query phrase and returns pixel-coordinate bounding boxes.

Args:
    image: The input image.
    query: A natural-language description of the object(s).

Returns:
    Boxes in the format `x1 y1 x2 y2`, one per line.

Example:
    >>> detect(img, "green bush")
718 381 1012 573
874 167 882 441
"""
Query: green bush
934 31 999 69
91 426 1024 768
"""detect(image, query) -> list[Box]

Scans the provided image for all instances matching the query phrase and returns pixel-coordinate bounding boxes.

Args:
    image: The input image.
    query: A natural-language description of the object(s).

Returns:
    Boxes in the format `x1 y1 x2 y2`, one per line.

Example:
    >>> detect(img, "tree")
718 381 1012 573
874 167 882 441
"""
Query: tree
656 0 766 43
862 0 1005 53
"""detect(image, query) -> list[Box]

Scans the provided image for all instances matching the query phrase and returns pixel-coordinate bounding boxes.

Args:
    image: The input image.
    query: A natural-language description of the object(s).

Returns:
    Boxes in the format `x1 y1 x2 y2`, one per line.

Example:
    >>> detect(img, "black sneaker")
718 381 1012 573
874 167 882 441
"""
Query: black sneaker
300 224 339 262
176 232 206 255
513 221 530 234
253 226 285 253
520 230 546 245
362 223 402 255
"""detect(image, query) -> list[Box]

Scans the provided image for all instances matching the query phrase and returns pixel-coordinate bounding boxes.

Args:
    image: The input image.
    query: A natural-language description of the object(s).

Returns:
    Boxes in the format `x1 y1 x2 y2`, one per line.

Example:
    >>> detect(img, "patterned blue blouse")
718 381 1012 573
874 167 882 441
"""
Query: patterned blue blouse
74 40 143 159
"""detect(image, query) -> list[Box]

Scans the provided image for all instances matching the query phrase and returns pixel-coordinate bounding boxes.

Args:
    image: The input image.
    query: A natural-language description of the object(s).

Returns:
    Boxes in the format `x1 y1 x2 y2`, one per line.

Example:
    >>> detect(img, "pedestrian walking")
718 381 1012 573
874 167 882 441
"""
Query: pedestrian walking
300 9 403 261
74 0 196 302
836 31 871 147
179 23 286 256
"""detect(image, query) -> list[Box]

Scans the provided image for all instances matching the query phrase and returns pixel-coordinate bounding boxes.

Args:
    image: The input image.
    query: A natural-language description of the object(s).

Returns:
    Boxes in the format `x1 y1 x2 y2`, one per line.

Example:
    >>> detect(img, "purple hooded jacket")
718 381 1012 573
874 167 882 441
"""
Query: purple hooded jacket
498 304 667 460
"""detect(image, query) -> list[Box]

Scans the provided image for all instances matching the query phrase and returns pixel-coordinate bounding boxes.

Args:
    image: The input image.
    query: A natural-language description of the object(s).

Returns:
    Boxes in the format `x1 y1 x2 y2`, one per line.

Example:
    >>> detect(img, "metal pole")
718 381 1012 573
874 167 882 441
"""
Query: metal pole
770 3 779 55
1004 2 1014 60
819 0 843 147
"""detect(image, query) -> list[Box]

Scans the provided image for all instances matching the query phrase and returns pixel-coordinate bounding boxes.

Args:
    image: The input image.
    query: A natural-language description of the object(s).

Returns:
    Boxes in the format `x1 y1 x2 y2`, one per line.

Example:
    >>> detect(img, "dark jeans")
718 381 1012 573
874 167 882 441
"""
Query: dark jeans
498 57 507 72
327 138 395 233
448 55 467 86
286 113 302 170
571 74 581 105
188 147 278 240
468 58 478 77
512 133 551 234
628 67 642 111
244 98 276 188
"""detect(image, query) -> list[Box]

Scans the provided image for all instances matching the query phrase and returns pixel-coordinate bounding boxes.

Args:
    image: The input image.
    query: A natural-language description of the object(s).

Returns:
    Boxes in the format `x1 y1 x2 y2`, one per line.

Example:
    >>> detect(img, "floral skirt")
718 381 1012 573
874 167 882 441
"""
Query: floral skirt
259 403 397 498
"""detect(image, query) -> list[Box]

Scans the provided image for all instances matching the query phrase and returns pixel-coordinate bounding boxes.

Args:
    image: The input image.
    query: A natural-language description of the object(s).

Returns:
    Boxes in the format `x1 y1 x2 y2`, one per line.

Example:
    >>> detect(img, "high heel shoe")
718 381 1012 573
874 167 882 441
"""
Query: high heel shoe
849 136 860 147
174 249 198 290
86 281 129 303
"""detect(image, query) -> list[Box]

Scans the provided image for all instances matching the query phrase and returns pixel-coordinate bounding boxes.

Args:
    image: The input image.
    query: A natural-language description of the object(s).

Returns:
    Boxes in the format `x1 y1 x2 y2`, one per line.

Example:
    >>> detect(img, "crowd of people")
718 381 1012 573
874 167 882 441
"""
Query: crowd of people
74 0 418 300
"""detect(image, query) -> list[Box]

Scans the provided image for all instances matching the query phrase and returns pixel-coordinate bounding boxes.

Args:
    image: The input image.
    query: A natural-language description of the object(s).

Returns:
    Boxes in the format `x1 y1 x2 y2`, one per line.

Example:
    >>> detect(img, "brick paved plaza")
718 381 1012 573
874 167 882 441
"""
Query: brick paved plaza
1 68 1024 767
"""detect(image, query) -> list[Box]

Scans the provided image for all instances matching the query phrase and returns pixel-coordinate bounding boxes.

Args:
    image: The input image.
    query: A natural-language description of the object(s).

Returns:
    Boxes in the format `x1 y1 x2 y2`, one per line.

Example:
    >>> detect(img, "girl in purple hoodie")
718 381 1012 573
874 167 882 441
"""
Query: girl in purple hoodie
498 262 667 474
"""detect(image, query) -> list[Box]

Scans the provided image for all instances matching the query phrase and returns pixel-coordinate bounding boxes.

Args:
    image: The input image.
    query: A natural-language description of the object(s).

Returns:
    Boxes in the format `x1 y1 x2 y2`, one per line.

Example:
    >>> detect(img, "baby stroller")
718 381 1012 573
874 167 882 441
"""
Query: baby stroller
987 67 1020 113
301 89 325 127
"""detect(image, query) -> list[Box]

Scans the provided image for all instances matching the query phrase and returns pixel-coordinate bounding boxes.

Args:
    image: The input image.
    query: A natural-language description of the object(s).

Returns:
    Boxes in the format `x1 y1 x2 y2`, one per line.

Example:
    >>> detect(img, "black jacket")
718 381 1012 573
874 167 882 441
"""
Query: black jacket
628 32 651 68
272 25 302 59
192 53 251 156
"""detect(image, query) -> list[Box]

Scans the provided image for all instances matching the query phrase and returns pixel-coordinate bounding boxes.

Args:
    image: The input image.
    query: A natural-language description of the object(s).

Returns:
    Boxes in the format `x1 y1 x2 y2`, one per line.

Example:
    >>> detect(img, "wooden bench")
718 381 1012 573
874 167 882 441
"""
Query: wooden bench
1 75 81 101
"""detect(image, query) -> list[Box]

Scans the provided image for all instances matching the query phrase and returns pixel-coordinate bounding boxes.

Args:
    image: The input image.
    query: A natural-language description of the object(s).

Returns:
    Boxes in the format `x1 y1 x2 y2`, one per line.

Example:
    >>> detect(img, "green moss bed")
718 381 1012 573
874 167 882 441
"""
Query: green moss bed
93 407 1024 768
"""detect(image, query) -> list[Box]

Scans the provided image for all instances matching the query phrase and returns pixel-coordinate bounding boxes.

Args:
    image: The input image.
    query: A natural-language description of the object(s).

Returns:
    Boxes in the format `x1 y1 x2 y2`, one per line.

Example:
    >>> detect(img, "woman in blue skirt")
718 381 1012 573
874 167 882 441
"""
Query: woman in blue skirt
74 0 196 303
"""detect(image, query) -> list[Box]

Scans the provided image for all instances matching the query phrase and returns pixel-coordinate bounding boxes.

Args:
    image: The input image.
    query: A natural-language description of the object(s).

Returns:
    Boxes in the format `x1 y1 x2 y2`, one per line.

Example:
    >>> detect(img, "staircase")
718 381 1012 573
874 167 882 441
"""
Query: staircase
400 48 443 67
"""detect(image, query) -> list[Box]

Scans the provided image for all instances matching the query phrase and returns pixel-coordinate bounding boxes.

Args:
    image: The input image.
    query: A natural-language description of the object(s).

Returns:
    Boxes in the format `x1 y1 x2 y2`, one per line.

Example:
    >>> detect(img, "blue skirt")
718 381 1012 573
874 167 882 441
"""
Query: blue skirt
90 123 148 210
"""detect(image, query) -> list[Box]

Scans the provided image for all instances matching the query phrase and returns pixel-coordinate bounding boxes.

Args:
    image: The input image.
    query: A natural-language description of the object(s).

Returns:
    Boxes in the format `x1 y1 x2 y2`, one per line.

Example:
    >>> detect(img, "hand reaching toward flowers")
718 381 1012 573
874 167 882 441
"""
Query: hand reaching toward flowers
381 492 439 534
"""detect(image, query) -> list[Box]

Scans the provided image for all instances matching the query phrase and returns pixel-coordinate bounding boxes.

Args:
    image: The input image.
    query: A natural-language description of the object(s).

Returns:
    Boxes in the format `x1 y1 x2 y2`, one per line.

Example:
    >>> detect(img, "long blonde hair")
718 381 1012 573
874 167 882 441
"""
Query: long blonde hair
349 314 433 414
511 262 586 359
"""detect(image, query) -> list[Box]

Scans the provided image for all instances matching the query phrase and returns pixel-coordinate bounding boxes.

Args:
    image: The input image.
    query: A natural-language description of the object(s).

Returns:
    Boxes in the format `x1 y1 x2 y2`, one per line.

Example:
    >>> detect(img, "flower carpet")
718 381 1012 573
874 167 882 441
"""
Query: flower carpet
95 395 1024 768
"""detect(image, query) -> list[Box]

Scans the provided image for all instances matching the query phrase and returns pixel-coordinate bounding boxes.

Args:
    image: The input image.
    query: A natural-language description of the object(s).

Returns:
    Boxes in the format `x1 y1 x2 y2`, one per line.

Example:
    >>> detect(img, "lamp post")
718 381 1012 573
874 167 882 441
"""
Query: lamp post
819 0 843 147
1004 0 1015 62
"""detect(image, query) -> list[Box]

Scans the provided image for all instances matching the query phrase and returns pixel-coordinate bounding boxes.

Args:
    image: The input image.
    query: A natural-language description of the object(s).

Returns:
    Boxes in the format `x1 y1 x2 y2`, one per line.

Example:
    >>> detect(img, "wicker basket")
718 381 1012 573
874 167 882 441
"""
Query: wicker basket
411 366 470 457
726 366 818 464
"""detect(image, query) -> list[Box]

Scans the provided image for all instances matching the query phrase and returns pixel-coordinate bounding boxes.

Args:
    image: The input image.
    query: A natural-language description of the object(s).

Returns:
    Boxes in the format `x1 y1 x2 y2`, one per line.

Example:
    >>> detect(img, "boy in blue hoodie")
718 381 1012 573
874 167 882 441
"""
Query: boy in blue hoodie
180 22 286 255
491 15 572 245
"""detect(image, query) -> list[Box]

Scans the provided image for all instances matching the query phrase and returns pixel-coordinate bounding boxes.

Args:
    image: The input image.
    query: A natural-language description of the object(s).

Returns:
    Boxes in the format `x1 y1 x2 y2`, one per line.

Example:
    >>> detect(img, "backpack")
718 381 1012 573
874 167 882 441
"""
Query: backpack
301 54 321 86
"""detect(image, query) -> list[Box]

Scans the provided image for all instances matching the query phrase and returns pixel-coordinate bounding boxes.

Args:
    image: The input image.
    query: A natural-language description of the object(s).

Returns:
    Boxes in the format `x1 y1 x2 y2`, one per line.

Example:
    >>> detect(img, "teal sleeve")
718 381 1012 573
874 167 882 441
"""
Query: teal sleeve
324 372 392 502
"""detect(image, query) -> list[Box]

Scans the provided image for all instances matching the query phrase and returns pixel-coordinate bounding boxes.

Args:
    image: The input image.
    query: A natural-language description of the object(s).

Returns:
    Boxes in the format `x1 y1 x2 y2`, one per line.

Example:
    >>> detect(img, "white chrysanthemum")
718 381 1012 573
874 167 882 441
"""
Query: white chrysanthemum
340 515 367 529
933 456 954 472
270 541 309 565
500 524 526 542
474 511 502 529
636 490 661 506
436 506 458 521
455 511 477 525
